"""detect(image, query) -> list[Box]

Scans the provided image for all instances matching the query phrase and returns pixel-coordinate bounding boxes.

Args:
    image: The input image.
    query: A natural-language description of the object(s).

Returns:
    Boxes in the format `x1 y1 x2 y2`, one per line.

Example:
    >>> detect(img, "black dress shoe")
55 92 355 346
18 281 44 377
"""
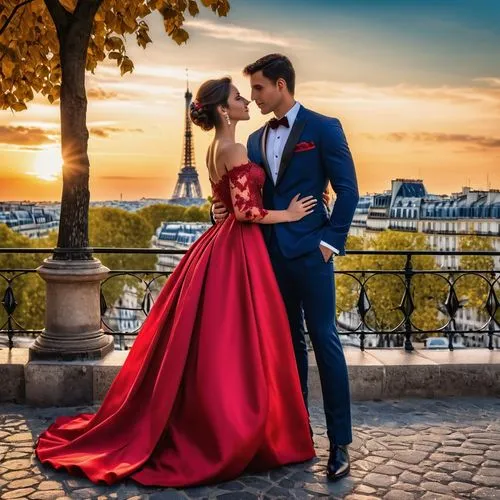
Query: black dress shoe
327 444 350 481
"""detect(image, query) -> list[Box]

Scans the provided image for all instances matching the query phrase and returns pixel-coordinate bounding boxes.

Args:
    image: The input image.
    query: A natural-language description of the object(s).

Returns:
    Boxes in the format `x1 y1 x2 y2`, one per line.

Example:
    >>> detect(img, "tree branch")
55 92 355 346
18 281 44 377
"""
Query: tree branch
0 0 34 37
43 0 71 30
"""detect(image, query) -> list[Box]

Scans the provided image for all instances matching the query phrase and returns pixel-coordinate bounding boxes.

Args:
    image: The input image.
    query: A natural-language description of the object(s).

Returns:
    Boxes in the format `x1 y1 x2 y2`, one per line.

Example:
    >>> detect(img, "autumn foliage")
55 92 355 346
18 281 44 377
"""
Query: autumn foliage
0 0 230 111
1 0 229 256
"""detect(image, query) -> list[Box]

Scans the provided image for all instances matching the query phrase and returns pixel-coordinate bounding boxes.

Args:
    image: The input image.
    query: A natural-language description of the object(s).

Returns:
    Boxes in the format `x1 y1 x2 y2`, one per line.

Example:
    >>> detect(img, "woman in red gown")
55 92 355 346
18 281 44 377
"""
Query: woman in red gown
35 77 316 487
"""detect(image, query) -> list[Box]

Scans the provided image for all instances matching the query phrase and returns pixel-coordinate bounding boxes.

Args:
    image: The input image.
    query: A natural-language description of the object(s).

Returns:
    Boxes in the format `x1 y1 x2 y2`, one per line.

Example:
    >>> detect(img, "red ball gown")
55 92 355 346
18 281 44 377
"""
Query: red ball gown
35 162 315 487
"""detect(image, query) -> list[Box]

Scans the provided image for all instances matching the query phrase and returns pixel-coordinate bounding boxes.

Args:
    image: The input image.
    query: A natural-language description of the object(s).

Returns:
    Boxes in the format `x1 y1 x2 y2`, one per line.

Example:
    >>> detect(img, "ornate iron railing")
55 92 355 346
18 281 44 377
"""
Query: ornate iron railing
1 248 499 352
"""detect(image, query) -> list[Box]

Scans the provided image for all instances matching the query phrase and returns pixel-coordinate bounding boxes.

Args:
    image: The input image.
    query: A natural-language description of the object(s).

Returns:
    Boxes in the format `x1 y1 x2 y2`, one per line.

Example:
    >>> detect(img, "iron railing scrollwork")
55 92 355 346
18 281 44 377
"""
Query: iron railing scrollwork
1 248 498 352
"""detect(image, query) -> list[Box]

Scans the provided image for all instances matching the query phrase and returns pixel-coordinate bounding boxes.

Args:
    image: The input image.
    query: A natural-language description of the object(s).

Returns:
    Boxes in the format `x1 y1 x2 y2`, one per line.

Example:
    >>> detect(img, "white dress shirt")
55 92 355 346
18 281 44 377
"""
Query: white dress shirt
266 101 301 184
265 102 339 256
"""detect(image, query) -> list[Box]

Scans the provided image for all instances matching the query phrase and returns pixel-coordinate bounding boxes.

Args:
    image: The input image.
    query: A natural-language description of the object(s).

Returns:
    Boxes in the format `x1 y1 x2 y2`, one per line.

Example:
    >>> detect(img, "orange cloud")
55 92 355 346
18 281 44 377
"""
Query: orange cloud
0 126 57 146
87 87 120 100
0 124 143 145
298 81 500 109
372 132 500 149
89 127 143 138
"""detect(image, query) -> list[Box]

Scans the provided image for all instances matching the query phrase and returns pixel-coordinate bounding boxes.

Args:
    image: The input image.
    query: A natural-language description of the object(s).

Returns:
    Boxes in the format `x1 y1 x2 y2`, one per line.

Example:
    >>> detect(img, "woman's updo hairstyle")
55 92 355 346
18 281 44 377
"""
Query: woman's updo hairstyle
190 77 232 131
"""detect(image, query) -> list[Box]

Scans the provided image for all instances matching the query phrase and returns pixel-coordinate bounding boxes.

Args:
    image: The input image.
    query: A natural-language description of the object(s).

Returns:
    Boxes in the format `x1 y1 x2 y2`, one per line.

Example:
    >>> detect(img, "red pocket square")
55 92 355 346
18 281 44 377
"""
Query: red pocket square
294 141 316 152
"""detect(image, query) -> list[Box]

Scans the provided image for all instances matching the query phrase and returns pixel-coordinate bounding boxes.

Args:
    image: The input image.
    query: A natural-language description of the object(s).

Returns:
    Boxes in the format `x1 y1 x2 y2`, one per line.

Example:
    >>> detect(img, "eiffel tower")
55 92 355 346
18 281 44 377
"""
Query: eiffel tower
169 77 205 206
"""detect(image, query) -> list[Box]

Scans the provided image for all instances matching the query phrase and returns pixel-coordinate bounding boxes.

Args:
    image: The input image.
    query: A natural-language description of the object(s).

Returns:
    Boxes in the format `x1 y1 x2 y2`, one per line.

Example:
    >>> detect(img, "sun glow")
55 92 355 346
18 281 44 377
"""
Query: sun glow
30 148 63 181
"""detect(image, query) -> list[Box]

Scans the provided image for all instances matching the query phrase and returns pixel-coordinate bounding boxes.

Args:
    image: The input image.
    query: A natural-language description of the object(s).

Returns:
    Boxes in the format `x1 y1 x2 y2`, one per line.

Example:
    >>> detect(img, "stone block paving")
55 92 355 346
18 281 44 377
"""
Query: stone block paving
1 398 500 499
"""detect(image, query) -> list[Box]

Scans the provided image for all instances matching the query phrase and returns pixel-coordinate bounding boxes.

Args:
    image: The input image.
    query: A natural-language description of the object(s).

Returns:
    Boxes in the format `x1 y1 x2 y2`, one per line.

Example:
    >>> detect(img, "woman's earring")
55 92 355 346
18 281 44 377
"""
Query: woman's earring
224 112 231 126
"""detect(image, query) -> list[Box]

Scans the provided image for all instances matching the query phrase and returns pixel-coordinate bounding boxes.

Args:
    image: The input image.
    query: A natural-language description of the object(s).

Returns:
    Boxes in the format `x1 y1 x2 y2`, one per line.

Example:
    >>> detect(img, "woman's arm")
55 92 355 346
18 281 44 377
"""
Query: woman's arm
226 144 316 225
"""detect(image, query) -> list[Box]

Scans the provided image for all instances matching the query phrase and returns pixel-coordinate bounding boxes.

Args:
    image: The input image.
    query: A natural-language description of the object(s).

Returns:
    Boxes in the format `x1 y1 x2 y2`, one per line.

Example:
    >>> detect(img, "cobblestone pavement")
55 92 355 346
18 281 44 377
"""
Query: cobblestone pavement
0 398 499 499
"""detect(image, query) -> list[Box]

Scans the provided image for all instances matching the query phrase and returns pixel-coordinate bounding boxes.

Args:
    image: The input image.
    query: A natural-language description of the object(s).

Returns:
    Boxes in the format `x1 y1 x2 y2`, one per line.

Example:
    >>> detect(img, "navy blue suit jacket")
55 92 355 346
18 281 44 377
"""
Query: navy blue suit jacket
247 106 359 258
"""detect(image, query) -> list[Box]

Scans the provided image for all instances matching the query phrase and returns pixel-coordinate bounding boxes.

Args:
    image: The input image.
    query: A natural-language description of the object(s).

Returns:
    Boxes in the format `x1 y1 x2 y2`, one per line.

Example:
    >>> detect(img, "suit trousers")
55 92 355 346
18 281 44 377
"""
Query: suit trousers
268 234 352 445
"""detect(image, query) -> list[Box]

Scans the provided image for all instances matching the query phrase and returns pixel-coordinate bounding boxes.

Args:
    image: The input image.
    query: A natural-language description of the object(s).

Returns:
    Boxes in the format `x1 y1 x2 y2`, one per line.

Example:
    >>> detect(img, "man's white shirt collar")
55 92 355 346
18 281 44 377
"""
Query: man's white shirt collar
280 101 301 128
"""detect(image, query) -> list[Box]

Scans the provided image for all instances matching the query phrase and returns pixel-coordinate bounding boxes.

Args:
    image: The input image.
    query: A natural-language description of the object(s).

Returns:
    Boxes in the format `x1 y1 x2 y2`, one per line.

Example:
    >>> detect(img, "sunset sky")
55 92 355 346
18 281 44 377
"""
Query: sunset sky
1 0 499 201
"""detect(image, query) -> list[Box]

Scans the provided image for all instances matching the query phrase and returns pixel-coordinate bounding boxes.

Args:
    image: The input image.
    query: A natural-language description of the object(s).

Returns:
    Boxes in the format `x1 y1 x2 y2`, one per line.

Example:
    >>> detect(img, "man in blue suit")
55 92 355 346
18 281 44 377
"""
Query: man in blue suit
213 53 359 480
247 53 360 482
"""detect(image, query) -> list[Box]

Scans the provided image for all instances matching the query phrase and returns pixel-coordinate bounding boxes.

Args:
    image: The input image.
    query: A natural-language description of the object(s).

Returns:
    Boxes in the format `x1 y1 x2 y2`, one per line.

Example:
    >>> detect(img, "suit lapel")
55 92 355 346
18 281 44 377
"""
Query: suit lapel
259 125 272 180
276 107 307 185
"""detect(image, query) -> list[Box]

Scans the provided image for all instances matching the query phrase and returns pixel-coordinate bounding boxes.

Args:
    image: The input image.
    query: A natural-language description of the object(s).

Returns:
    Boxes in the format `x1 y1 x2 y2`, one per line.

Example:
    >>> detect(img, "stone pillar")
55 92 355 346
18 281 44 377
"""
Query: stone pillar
30 258 114 360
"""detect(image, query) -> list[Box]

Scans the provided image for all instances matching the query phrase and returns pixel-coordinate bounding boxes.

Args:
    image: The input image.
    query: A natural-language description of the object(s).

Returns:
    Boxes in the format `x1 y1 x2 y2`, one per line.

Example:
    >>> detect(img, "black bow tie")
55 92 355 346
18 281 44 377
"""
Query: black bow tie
268 116 289 130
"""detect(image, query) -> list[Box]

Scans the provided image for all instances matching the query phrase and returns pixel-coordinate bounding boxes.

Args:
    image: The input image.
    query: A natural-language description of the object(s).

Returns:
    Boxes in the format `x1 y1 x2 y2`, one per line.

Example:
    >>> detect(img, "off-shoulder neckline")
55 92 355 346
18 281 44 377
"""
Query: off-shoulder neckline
210 161 260 186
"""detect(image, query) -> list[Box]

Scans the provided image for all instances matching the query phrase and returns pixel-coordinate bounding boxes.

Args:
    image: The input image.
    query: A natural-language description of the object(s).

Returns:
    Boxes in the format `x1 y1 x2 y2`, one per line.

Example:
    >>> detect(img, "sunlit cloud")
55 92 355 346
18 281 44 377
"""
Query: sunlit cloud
0 124 143 147
11 122 60 131
0 126 57 147
87 121 120 127
87 87 120 100
98 80 182 98
97 175 167 181
473 77 500 87
298 81 500 108
184 19 307 48
14 146 46 152
90 127 144 138
92 65 240 104
366 132 500 149
93 63 236 85
133 64 233 82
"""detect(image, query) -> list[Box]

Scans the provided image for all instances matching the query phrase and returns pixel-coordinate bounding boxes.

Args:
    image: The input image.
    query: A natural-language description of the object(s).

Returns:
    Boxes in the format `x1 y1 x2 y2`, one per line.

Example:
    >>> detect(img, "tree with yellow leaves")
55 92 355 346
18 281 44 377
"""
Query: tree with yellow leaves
0 0 229 259
336 231 449 336
455 234 495 312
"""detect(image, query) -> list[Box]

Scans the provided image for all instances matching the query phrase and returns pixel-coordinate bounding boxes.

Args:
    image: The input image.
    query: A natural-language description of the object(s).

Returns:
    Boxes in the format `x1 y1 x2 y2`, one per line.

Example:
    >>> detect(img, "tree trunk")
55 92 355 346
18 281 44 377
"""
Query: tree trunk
46 0 102 260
